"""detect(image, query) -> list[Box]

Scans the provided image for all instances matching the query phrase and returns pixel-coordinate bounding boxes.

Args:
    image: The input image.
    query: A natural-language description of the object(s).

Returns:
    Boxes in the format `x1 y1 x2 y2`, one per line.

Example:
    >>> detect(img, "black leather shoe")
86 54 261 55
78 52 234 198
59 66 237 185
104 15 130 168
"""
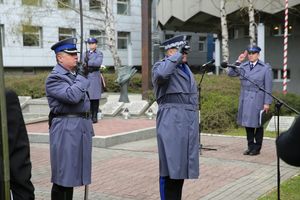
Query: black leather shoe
249 150 260 156
243 149 252 155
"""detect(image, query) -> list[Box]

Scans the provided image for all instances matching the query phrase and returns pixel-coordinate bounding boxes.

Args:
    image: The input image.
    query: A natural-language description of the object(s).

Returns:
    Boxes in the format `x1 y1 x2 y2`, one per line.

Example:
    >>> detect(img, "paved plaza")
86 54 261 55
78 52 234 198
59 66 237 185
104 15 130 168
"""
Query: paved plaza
26 118 300 200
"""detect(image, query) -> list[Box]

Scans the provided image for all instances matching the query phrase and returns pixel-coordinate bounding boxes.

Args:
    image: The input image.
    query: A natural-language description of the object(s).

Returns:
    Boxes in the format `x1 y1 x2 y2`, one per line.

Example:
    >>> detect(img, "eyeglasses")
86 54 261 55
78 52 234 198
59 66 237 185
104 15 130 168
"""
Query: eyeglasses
248 51 258 55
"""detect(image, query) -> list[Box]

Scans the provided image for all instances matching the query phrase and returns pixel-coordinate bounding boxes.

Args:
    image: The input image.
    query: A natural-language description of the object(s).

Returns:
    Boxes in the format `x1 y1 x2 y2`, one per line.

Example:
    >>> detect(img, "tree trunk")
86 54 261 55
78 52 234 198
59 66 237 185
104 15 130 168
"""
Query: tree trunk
102 0 122 70
220 0 229 62
248 0 256 46
101 0 137 103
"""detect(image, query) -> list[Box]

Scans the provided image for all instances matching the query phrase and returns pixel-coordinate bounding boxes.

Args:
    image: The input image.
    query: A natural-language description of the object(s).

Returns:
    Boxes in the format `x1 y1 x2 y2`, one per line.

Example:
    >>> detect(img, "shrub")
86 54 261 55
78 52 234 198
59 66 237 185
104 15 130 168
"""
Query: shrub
5 73 48 98
4 72 300 133
270 92 300 116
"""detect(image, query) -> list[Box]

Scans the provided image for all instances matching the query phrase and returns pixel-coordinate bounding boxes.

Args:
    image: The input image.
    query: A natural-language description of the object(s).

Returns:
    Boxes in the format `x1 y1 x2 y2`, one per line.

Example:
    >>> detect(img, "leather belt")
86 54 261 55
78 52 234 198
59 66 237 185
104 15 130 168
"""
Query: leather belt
53 112 90 118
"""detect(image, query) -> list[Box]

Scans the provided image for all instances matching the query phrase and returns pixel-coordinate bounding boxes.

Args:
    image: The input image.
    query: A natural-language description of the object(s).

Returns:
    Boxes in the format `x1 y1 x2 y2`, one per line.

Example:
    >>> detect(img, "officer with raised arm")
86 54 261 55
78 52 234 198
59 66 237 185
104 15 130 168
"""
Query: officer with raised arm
152 35 200 200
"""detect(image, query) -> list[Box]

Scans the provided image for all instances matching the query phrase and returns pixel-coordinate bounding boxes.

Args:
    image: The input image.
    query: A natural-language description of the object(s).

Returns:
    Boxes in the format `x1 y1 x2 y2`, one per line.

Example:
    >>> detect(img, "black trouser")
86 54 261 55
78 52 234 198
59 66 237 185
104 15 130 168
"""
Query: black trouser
245 127 264 151
51 183 73 200
90 99 99 122
159 176 184 200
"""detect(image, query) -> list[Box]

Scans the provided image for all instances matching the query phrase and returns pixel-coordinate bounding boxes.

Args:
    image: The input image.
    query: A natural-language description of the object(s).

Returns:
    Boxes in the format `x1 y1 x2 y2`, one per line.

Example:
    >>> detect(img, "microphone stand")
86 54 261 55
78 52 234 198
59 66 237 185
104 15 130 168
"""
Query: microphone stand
198 65 217 154
233 67 299 200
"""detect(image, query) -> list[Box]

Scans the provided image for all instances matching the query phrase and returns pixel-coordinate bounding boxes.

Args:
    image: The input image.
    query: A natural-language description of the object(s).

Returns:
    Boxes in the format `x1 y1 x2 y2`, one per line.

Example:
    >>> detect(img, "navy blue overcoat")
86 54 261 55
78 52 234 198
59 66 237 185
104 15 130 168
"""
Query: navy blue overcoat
152 52 200 179
228 60 273 128
84 49 103 100
45 64 94 187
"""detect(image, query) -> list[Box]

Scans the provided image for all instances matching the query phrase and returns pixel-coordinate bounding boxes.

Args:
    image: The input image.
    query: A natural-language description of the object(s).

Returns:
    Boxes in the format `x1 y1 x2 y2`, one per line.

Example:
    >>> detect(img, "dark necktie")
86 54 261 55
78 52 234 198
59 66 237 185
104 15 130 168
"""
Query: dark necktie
250 63 254 71
180 64 190 77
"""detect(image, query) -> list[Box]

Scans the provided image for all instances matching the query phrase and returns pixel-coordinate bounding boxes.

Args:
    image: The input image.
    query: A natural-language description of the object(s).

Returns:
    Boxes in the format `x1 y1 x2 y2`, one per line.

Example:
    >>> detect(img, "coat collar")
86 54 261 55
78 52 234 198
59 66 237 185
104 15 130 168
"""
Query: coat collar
247 60 265 74
54 64 73 75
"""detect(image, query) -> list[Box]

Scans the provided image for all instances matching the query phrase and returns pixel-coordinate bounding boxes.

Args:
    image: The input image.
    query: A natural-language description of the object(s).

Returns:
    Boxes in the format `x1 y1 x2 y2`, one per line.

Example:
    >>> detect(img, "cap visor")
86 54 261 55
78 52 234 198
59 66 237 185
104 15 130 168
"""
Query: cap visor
64 49 79 53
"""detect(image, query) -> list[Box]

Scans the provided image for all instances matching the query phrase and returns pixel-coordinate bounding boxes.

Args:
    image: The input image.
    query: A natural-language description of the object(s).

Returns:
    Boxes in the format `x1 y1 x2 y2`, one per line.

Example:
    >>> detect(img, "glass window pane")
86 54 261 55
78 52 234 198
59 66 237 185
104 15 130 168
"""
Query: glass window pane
90 29 106 49
199 36 206 51
117 0 129 15
272 69 277 79
0 24 4 47
23 25 40 47
281 69 290 79
22 0 40 6
59 28 75 41
90 0 101 10
58 0 71 8
117 32 129 49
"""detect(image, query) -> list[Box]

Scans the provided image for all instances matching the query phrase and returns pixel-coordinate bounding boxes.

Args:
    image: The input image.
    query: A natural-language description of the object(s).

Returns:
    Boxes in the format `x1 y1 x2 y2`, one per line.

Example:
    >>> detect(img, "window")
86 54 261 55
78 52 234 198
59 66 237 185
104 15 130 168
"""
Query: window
58 0 73 9
23 67 35 74
59 28 76 41
90 30 105 49
23 25 42 47
117 32 130 49
89 0 101 10
0 24 4 47
198 36 206 51
271 24 292 36
117 0 130 15
165 34 174 40
22 0 41 6
272 68 290 81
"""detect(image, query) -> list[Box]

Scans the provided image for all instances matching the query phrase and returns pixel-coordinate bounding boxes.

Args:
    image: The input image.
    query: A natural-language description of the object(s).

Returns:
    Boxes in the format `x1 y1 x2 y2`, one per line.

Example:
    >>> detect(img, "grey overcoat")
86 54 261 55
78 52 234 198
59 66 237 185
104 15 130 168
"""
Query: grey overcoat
45 64 94 187
152 52 200 179
84 49 103 100
228 60 273 128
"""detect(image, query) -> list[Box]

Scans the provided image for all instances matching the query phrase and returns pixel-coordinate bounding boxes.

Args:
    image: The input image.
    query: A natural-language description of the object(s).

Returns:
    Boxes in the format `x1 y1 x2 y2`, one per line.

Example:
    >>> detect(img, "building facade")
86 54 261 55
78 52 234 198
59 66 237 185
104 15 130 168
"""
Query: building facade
156 0 300 94
0 0 142 73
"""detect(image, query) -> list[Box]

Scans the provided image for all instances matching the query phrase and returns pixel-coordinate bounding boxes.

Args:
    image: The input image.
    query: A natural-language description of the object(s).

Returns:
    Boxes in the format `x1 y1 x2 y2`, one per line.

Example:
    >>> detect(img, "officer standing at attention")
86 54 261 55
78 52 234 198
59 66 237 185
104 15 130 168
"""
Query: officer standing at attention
152 35 200 200
46 37 94 200
228 46 273 156
84 37 104 123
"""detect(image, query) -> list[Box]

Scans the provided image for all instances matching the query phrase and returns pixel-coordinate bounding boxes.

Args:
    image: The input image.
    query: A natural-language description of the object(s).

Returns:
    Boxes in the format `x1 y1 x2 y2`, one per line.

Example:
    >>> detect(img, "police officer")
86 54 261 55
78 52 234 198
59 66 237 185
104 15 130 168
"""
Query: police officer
228 46 273 156
1 89 35 200
84 37 104 123
46 38 94 200
152 35 200 200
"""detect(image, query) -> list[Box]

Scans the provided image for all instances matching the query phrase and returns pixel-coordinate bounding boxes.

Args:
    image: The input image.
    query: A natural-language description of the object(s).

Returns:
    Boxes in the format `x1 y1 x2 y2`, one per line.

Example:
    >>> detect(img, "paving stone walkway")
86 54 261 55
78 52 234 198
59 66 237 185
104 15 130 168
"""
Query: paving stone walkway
26 120 300 200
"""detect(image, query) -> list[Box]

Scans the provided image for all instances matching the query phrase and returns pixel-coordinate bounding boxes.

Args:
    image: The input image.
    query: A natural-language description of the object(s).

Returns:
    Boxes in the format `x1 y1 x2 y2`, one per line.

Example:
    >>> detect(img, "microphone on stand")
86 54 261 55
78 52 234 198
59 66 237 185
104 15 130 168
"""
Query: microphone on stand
200 59 215 73
202 59 215 67
220 62 240 69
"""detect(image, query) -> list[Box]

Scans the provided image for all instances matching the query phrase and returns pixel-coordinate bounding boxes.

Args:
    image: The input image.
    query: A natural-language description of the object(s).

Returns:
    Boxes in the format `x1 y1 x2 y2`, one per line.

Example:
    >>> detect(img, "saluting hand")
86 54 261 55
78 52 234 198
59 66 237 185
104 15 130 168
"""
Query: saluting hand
237 50 248 63
177 41 187 54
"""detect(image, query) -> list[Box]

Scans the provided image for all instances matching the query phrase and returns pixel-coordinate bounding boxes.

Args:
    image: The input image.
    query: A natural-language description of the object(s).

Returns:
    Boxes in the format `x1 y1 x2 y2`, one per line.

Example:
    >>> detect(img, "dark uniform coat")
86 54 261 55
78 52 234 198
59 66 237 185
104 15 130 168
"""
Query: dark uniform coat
84 49 103 100
0 89 35 200
152 52 200 179
228 60 273 128
45 64 94 187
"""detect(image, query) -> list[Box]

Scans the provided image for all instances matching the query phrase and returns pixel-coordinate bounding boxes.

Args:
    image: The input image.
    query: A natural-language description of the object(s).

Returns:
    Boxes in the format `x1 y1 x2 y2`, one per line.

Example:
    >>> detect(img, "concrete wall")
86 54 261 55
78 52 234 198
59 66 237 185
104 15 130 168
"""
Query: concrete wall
0 0 142 68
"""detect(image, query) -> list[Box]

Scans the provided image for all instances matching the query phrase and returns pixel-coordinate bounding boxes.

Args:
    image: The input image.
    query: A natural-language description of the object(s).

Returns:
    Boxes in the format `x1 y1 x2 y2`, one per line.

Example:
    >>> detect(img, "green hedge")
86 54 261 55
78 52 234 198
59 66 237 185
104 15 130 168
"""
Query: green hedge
4 72 300 133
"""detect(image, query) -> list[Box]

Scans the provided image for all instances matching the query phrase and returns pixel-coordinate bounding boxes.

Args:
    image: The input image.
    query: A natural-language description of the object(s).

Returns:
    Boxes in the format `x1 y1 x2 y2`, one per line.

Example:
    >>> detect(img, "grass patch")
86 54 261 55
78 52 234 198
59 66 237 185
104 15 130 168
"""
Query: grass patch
258 174 300 200
224 126 277 138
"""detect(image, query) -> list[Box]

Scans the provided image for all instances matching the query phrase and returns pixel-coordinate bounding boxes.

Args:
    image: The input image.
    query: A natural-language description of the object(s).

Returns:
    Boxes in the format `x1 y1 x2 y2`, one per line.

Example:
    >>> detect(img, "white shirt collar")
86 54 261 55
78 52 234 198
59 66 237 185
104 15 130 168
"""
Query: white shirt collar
250 60 258 66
